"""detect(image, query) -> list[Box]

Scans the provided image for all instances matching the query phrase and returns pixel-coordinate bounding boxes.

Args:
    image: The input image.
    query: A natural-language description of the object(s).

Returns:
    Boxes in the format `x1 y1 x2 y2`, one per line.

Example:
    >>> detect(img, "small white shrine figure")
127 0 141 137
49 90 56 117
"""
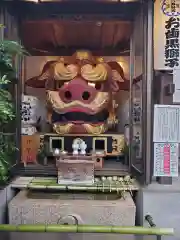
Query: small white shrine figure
80 141 87 155
72 138 87 155
72 139 80 155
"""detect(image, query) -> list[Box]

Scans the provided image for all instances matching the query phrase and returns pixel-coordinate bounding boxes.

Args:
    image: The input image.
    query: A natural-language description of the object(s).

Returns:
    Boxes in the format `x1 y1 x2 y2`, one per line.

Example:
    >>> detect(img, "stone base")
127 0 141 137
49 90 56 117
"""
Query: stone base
8 190 135 226
8 232 136 240
141 179 180 240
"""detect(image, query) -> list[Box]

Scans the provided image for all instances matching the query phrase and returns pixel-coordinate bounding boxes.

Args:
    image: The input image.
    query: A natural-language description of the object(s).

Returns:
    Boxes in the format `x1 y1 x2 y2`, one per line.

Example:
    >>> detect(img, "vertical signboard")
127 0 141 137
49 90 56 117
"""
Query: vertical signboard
154 142 178 177
153 104 180 143
153 104 180 177
154 0 180 69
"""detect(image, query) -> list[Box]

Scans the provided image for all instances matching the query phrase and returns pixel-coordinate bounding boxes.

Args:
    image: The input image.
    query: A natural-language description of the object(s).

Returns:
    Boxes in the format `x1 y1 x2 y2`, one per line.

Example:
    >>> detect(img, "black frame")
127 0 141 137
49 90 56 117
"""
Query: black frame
2 0 154 184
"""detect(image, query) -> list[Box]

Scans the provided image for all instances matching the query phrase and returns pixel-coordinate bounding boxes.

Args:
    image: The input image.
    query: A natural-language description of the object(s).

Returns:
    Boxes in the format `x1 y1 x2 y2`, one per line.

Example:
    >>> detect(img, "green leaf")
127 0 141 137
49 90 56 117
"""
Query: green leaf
0 31 28 183
0 40 26 55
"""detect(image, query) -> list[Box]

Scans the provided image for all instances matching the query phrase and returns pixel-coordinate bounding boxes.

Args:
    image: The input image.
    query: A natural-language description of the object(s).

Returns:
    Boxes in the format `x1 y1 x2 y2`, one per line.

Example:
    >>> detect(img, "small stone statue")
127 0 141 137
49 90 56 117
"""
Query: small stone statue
80 141 87 155
72 141 79 155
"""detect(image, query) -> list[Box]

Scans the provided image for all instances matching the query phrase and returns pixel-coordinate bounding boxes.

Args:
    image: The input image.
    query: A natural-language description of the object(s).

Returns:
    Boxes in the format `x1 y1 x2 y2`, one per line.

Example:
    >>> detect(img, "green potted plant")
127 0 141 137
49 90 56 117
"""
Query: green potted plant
0 25 27 183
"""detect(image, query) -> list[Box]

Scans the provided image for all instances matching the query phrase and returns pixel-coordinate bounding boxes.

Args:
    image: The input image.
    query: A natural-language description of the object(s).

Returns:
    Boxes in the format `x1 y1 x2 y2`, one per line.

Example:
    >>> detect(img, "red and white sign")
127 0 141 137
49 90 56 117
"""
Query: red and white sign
163 144 171 174
153 142 178 177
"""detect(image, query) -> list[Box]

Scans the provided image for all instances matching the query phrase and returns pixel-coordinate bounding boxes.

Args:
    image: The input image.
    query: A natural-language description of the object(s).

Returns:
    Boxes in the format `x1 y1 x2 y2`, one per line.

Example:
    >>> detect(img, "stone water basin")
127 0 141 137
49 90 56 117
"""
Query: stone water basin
9 189 136 226
27 191 122 201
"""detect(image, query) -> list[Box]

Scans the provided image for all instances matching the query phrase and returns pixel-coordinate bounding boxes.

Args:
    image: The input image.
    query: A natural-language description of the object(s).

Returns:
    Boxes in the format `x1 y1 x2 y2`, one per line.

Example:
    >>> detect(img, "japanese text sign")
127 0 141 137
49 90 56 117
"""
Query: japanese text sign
154 0 180 69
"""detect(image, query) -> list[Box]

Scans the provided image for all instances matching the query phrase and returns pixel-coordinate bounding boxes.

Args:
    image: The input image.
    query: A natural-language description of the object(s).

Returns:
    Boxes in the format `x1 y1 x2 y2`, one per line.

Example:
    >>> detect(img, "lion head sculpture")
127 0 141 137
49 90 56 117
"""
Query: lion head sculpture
25 51 130 135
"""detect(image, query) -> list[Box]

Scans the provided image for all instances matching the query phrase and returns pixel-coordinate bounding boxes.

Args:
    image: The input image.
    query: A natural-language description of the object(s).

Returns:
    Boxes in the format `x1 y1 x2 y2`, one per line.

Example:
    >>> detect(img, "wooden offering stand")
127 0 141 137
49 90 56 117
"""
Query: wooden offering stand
56 154 95 185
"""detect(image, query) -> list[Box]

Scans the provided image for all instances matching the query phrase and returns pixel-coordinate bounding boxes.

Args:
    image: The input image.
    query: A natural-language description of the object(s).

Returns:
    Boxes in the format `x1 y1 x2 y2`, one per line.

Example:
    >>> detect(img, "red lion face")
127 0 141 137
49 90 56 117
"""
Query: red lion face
25 51 129 134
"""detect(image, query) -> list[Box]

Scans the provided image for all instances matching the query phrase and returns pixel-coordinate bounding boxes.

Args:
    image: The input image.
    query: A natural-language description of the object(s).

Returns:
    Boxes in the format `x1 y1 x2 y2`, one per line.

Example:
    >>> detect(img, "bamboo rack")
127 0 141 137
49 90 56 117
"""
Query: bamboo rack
0 224 174 236
11 176 139 192
25 185 138 192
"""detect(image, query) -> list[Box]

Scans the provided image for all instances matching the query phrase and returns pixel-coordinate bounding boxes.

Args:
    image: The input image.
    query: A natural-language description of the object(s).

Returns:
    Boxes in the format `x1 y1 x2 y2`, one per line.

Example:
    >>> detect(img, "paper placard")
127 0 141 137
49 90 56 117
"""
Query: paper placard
154 0 180 70
153 142 178 177
21 135 40 164
153 104 180 142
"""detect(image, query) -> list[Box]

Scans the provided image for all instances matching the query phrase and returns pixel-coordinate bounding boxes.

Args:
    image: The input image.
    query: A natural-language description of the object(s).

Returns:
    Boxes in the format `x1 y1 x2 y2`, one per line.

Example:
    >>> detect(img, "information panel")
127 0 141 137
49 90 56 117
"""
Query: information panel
153 142 179 177
153 104 180 143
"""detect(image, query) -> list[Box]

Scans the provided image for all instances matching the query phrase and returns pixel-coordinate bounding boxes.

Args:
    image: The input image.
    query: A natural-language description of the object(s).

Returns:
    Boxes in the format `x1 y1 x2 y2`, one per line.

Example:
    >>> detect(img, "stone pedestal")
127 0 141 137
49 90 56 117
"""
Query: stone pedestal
56 155 94 185
8 190 135 226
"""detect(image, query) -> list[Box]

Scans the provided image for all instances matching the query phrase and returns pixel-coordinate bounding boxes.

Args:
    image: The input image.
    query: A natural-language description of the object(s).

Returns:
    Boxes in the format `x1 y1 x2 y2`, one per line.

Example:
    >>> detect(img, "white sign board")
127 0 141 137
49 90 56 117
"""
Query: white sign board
154 0 180 70
153 104 180 142
154 142 179 177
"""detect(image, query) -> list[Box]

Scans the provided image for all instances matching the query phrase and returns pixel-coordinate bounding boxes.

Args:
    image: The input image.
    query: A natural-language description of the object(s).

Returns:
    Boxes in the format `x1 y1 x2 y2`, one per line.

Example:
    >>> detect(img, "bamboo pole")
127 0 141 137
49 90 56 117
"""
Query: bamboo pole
25 185 138 191
0 224 174 236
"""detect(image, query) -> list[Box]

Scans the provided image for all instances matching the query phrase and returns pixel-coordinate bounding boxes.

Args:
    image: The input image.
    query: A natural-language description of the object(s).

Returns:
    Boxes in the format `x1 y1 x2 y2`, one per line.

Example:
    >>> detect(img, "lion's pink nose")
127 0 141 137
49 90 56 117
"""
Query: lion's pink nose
59 78 96 103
